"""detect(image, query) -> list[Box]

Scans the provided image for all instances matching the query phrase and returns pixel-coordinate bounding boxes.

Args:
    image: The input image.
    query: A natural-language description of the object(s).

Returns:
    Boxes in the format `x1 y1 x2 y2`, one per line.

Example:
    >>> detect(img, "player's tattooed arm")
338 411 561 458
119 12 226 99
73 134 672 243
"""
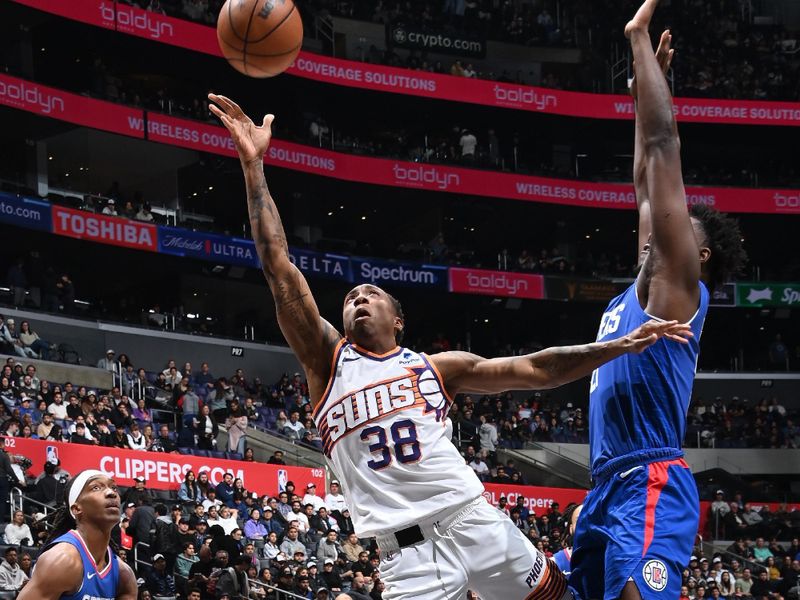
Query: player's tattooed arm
209 93 342 402
432 320 692 394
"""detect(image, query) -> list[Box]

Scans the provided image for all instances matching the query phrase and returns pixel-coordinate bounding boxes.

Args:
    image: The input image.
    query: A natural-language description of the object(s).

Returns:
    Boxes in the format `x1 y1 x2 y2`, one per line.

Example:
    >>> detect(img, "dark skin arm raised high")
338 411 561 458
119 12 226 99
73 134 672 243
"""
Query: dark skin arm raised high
209 94 341 406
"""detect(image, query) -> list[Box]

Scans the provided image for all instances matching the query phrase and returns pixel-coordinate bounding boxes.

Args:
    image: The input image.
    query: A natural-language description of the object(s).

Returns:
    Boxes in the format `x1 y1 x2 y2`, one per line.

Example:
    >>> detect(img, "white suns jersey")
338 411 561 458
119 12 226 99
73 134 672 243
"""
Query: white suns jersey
312 341 484 538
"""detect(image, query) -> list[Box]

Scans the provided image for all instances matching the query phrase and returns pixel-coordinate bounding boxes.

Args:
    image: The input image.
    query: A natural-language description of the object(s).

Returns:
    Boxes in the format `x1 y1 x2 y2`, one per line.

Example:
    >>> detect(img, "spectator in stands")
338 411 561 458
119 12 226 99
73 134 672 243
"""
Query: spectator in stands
17 321 52 360
282 410 304 441
216 554 251 599
754 538 774 564
215 472 235 508
244 509 267 547
0 547 28 595
3 510 32 546
469 454 489 480
96 349 118 372
209 378 233 422
123 476 153 506
736 568 755 597
280 527 306 558
133 398 151 423
146 553 176 598
302 484 326 513
153 424 178 454
335 507 355 537
188 405 215 451
226 399 248 455
750 569 772 599
135 202 154 223
317 530 342 563
320 558 343 594
178 470 203 508
324 480 346 515
459 129 477 163
126 422 147 450
267 451 285 465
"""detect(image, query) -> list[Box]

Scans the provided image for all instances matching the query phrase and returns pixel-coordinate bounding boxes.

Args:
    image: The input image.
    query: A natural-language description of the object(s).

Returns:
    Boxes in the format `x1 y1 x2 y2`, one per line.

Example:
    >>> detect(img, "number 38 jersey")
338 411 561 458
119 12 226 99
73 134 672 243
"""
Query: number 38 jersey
312 341 484 538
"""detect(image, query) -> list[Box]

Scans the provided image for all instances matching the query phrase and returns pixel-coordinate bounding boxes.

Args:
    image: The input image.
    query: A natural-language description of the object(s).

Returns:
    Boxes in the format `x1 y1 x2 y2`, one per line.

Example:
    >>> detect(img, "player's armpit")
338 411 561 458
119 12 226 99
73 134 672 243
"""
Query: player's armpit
268 265 342 402
17 545 83 600
117 558 139 600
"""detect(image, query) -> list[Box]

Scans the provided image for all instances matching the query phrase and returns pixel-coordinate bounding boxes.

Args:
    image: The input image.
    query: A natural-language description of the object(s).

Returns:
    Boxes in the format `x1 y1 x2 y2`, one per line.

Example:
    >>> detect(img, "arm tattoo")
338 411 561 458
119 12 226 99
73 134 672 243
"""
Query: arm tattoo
532 343 616 387
244 162 288 256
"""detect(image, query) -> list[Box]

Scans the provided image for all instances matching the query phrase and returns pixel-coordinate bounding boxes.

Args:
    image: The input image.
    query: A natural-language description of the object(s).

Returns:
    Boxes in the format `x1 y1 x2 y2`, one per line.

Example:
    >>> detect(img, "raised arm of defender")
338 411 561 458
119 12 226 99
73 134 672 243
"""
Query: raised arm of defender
432 319 692 395
209 94 342 403
627 0 701 323
631 29 674 264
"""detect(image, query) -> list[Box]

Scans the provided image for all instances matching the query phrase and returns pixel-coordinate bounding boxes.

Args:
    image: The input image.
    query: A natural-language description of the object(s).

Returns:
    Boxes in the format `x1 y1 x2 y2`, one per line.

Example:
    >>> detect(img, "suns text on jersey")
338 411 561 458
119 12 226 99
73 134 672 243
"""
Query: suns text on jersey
324 374 418 444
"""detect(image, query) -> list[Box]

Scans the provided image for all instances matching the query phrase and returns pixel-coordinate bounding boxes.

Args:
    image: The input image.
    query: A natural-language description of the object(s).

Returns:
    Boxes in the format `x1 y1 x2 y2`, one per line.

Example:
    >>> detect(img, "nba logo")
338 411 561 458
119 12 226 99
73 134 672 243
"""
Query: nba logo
643 560 668 592
277 469 288 492
46 446 59 465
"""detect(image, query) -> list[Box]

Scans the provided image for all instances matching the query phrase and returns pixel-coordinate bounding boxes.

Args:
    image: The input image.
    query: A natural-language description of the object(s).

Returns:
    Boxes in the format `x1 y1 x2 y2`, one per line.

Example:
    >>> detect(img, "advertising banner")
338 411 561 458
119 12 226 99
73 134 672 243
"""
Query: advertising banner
351 257 448 290
450 268 545 299
9 0 113 29
2 71 798 215
388 24 486 58
158 226 259 268
288 248 352 282
53 206 157 251
737 283 800 308
2 436 325 495
13 0 800 126
545 277 630 303
0 73 145 138
482 483 587 512
0 192 52 231
709 283 737 307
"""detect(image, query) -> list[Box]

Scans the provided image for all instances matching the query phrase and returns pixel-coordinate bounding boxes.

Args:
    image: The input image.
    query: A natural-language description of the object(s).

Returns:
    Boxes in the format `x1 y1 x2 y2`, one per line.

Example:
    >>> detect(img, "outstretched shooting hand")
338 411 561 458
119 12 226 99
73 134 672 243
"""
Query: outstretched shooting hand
208 93 274 165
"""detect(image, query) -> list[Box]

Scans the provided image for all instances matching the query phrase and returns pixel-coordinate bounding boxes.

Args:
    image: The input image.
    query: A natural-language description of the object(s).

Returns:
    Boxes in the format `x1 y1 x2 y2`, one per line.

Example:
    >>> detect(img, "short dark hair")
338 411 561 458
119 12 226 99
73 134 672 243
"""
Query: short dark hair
387 292 405 344
689 204 747 291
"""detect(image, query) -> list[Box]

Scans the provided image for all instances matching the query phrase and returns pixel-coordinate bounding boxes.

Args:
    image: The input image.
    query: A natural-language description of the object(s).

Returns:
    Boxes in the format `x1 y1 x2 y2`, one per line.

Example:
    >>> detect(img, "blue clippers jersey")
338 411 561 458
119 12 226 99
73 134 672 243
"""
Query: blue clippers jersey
588 281 708 476
46 530 119 600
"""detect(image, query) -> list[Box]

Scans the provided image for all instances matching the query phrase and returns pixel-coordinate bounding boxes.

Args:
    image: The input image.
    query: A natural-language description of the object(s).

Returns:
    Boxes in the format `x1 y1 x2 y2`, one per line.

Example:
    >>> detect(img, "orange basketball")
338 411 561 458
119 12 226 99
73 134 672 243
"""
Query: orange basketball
217 0 303 78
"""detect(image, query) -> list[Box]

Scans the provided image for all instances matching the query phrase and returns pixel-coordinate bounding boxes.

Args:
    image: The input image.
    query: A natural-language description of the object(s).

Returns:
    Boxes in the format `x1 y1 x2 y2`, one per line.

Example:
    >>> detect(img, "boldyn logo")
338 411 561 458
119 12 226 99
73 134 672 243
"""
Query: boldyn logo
392 164 460 190
493 86 558 111
0 80 65 115
467 272 528 296
774 192 800 211
100 2 175 39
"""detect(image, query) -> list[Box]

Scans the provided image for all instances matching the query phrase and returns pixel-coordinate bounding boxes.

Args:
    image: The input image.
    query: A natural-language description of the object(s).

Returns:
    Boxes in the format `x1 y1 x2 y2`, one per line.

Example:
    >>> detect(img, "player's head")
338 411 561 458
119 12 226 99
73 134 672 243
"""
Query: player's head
46 470 120 546
561 502 583 545
687 205 747 291
342 284 404 348
640 205 746 292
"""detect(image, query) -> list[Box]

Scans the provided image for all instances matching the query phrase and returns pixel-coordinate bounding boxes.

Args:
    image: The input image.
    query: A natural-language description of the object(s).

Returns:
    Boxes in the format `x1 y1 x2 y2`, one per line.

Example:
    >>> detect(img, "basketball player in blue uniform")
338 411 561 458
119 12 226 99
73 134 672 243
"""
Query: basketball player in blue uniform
552 504 582 576
209 92 691 599
569 2 747 600
18 470 138 600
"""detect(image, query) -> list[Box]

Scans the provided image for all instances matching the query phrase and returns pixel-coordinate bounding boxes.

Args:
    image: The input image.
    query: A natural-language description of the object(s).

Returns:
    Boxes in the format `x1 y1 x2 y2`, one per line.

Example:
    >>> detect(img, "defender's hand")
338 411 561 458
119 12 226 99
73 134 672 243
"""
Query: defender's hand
630 29 674 99
208 93 274 165
621 319 693 354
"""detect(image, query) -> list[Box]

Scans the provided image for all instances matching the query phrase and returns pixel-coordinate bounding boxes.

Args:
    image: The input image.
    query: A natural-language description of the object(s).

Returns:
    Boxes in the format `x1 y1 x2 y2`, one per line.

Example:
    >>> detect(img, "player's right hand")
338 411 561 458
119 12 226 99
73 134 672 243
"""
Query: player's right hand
630 30 674 100
623 319 693 354
208 93 274 165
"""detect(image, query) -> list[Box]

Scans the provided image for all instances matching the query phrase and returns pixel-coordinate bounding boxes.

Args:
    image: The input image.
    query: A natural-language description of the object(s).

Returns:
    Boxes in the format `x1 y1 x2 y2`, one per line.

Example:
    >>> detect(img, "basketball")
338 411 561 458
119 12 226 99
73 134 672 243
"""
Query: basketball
217 0 303 78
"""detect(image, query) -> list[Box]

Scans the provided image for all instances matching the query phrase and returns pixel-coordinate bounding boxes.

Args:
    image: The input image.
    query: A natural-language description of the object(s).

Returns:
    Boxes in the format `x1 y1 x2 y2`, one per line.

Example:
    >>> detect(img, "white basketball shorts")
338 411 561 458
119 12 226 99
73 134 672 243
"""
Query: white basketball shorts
376 497 570 600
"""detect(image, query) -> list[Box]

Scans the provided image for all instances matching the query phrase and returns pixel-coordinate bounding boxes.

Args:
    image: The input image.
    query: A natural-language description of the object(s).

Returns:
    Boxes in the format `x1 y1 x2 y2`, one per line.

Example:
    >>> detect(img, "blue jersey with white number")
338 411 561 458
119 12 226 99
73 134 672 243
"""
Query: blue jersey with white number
588 281 708 478
43 530 119 600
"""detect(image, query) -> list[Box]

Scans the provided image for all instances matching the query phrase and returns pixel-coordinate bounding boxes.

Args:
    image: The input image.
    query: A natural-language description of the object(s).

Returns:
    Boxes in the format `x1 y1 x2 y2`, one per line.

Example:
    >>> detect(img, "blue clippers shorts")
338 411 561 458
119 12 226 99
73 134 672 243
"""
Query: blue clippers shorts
569 457 699 600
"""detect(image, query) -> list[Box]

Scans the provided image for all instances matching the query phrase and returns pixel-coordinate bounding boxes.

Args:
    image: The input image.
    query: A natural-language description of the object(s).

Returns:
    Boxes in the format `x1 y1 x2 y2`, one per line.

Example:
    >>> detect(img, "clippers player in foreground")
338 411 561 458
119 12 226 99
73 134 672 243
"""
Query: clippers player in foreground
209 93 692 600
18 470 138 600
569 2 747 600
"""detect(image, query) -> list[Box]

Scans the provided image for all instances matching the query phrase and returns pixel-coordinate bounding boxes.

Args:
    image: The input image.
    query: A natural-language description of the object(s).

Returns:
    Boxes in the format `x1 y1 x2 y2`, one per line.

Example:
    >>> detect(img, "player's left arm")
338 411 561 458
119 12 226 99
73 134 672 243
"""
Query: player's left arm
117 559 138 600
432 320 691 395
628 5 700 322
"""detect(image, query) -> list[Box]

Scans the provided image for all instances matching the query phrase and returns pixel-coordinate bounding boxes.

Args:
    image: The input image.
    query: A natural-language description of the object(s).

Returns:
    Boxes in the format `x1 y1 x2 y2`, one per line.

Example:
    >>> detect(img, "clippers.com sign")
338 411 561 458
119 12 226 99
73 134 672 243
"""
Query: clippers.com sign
449 268 544 299
2 437 325 496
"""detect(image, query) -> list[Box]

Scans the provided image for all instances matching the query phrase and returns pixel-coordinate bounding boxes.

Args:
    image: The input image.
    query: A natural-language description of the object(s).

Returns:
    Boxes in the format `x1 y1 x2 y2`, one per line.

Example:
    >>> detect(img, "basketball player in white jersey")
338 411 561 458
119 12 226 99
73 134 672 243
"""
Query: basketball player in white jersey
209 93 691 600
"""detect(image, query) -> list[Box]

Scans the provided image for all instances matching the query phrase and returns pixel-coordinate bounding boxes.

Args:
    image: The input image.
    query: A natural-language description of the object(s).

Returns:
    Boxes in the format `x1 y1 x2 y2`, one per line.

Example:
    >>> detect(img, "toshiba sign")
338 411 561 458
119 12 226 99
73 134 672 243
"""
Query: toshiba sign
53 206 157 251
449 268 544 299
